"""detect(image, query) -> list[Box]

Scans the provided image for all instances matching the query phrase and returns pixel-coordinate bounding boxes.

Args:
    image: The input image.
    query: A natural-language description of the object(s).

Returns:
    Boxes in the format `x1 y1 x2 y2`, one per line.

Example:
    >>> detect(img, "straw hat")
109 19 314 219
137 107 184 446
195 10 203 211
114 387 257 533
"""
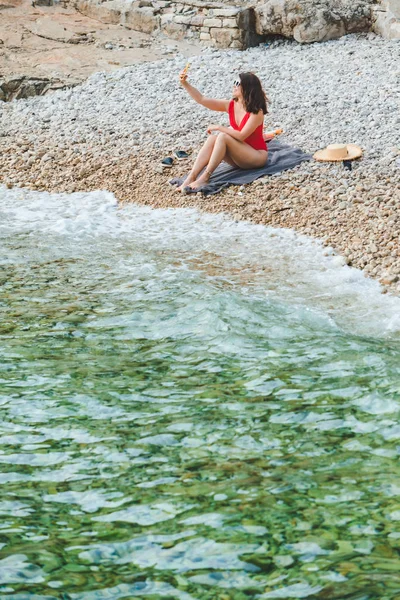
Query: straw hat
313 143 363 162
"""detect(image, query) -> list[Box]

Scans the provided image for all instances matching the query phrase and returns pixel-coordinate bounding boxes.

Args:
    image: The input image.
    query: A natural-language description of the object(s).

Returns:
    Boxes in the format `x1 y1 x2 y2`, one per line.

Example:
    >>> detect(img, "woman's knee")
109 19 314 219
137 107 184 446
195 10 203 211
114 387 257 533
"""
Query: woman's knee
214 132 229 148
205 135 217 147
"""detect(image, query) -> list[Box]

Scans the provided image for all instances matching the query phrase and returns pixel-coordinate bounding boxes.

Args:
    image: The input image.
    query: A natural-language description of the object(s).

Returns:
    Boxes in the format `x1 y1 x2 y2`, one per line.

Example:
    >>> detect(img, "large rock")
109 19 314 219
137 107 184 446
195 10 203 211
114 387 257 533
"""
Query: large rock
76 0 160 34
125 7 160 34
76 0 124 25
373 0 400 39
0 76 70 101
25 17 90 43
254 0 374 43
387 0 400 17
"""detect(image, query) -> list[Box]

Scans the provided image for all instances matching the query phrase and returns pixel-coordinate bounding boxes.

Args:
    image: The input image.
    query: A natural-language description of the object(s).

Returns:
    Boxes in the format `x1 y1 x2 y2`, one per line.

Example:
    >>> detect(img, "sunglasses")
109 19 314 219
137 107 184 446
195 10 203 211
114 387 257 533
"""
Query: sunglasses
233 79 241 87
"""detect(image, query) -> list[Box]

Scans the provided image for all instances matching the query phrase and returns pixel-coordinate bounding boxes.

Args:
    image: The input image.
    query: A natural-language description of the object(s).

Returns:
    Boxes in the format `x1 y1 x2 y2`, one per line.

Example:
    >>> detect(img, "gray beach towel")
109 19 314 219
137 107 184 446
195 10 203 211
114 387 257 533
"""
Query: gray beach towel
170 139 312 196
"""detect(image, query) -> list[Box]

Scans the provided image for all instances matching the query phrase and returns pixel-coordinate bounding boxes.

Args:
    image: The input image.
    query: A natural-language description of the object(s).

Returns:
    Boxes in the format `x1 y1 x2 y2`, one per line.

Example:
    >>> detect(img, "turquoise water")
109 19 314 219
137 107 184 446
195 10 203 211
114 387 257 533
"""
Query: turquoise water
1 185 400 599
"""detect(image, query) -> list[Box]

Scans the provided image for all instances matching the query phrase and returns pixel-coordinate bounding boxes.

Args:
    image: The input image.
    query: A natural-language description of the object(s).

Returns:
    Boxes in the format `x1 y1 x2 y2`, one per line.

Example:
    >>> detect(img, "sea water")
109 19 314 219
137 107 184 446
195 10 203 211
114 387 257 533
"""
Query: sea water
0 185 400 600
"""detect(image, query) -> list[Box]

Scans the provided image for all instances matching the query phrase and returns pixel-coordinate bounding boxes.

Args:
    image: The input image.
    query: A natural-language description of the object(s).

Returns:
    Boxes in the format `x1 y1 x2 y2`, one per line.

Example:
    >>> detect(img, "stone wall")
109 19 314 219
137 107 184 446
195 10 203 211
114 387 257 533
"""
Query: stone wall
75 0 262 49
75 0 400 47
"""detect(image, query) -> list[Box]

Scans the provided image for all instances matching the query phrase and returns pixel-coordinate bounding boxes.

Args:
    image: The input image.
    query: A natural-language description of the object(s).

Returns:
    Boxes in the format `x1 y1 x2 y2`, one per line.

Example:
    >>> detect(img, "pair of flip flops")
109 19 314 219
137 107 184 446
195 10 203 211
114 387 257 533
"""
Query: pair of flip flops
161 150 190 168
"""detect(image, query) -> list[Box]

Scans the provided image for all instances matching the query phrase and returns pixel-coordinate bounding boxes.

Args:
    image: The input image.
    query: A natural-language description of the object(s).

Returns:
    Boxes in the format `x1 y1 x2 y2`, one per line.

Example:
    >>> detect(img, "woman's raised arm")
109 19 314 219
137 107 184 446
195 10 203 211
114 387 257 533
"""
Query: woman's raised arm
179 70 229 112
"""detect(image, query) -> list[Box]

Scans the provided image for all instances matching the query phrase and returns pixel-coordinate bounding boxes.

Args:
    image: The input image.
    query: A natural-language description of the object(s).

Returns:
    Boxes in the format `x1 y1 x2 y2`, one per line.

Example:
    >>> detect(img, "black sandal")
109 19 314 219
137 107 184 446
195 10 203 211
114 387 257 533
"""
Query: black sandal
174 150 190 160
161 157 174 168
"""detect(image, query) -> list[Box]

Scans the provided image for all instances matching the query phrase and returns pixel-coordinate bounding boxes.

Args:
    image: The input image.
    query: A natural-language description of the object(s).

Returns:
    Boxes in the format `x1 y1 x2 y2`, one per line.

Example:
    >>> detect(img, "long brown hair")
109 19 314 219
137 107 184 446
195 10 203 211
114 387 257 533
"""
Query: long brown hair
238 72 268 115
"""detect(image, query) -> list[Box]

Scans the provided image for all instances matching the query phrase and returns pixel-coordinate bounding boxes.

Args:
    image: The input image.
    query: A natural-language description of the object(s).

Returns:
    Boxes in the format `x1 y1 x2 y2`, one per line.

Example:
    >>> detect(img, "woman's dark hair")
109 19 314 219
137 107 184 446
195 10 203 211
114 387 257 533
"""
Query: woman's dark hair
238 72 268 114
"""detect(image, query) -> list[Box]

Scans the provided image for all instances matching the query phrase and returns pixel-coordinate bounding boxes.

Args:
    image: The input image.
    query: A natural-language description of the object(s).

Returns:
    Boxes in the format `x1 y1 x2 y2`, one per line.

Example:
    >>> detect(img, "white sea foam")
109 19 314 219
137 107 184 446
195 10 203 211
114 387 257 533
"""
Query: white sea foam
1 184 400 338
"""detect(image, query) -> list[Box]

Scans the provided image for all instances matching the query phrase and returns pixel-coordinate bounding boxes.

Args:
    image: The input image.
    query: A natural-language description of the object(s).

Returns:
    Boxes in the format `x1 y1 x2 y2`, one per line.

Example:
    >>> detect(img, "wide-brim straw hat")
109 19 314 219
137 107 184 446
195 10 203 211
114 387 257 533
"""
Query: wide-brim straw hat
314 143 363 162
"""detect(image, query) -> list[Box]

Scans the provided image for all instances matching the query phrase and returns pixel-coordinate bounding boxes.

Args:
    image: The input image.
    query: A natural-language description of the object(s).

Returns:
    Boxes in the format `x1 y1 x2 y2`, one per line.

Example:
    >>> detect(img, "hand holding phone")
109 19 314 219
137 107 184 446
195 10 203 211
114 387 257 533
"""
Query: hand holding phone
179 62 190 84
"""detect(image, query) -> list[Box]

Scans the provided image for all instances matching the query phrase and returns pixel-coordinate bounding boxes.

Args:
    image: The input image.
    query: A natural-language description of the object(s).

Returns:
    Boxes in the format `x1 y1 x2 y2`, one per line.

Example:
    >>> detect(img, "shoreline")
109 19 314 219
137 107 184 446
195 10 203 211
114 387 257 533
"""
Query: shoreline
1 34 399 296
1 143 399 296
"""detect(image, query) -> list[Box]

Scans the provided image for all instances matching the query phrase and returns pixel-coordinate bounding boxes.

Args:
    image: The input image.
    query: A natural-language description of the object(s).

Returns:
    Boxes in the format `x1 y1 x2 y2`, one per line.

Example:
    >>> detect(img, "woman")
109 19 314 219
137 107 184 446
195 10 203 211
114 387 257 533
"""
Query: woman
177 71 270 192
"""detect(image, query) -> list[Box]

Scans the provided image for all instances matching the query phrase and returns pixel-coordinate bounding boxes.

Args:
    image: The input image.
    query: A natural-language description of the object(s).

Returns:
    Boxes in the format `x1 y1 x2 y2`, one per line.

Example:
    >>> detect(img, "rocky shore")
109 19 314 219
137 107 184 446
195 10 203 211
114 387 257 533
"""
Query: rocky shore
1 34 399 293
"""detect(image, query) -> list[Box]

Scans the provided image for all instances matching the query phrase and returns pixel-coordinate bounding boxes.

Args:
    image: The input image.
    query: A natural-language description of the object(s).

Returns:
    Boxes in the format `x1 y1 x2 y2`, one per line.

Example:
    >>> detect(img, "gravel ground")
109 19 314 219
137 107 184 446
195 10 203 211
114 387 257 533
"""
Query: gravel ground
1 33 399 292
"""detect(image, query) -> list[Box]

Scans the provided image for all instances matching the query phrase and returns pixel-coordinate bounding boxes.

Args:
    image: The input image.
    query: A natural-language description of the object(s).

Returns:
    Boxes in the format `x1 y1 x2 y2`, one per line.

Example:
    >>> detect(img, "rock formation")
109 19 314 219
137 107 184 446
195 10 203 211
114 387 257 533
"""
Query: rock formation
254 0 375 43
373 0 400 38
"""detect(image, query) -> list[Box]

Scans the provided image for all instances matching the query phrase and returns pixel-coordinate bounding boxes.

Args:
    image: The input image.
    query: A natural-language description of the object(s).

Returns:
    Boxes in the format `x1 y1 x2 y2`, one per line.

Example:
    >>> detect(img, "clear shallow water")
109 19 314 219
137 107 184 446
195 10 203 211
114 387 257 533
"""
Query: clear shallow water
1 185 400 600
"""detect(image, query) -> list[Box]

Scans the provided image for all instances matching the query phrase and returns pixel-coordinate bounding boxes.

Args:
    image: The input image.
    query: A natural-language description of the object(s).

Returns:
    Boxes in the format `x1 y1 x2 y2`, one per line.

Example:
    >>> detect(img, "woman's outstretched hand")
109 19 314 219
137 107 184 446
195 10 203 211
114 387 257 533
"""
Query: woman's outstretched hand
207 124 221 134
179 70 189 85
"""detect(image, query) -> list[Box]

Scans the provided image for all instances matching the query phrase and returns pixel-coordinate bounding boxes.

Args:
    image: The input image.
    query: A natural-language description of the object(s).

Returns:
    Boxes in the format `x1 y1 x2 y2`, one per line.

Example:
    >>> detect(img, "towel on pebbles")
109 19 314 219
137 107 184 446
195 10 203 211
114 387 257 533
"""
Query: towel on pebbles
170 140 312 196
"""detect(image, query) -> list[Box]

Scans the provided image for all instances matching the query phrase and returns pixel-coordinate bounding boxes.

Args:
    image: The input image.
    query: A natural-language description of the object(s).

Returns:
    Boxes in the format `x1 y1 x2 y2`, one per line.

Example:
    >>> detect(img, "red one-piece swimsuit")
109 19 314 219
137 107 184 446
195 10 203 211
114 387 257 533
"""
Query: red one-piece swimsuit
228 100 267 151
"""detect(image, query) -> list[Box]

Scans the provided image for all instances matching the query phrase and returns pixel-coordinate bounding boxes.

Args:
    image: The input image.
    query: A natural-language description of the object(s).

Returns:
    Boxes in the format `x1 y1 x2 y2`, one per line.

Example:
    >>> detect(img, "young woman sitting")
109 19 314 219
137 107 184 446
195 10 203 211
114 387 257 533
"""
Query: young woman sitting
177 71 270 192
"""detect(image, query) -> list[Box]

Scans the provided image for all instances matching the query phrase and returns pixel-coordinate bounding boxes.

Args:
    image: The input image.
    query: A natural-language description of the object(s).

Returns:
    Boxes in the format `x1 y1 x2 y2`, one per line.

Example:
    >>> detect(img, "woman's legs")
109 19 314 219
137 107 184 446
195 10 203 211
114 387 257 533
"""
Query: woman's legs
177 136 217 192
188 133 267 190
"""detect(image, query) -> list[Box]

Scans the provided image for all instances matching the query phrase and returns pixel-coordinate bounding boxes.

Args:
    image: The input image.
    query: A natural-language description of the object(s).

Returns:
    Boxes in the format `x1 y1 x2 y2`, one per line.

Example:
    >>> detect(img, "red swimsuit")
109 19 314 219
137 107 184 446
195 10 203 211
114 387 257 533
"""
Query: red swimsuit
228 100 267 152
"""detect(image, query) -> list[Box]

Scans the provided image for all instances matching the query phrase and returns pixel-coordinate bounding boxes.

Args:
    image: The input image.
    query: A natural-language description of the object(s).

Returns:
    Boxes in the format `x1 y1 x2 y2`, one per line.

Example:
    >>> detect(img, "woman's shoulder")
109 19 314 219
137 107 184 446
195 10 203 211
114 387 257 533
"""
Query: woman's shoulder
249 109 264 119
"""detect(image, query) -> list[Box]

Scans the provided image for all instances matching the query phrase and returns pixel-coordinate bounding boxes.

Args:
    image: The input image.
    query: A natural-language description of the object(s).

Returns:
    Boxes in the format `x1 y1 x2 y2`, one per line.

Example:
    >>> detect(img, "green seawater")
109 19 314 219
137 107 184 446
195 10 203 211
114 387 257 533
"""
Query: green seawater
1 187 400 600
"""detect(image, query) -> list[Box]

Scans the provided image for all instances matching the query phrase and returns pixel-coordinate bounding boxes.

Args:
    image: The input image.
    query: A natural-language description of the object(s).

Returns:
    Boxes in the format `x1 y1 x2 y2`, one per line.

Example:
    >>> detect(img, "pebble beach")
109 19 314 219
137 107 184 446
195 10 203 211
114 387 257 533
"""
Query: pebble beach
1 33 399 293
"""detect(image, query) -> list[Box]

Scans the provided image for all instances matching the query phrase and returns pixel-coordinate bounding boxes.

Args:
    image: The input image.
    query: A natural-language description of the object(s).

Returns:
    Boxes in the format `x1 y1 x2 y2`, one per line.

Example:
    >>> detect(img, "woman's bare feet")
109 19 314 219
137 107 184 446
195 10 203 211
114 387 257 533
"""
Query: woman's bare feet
176 172 196 193
187 169 211 191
